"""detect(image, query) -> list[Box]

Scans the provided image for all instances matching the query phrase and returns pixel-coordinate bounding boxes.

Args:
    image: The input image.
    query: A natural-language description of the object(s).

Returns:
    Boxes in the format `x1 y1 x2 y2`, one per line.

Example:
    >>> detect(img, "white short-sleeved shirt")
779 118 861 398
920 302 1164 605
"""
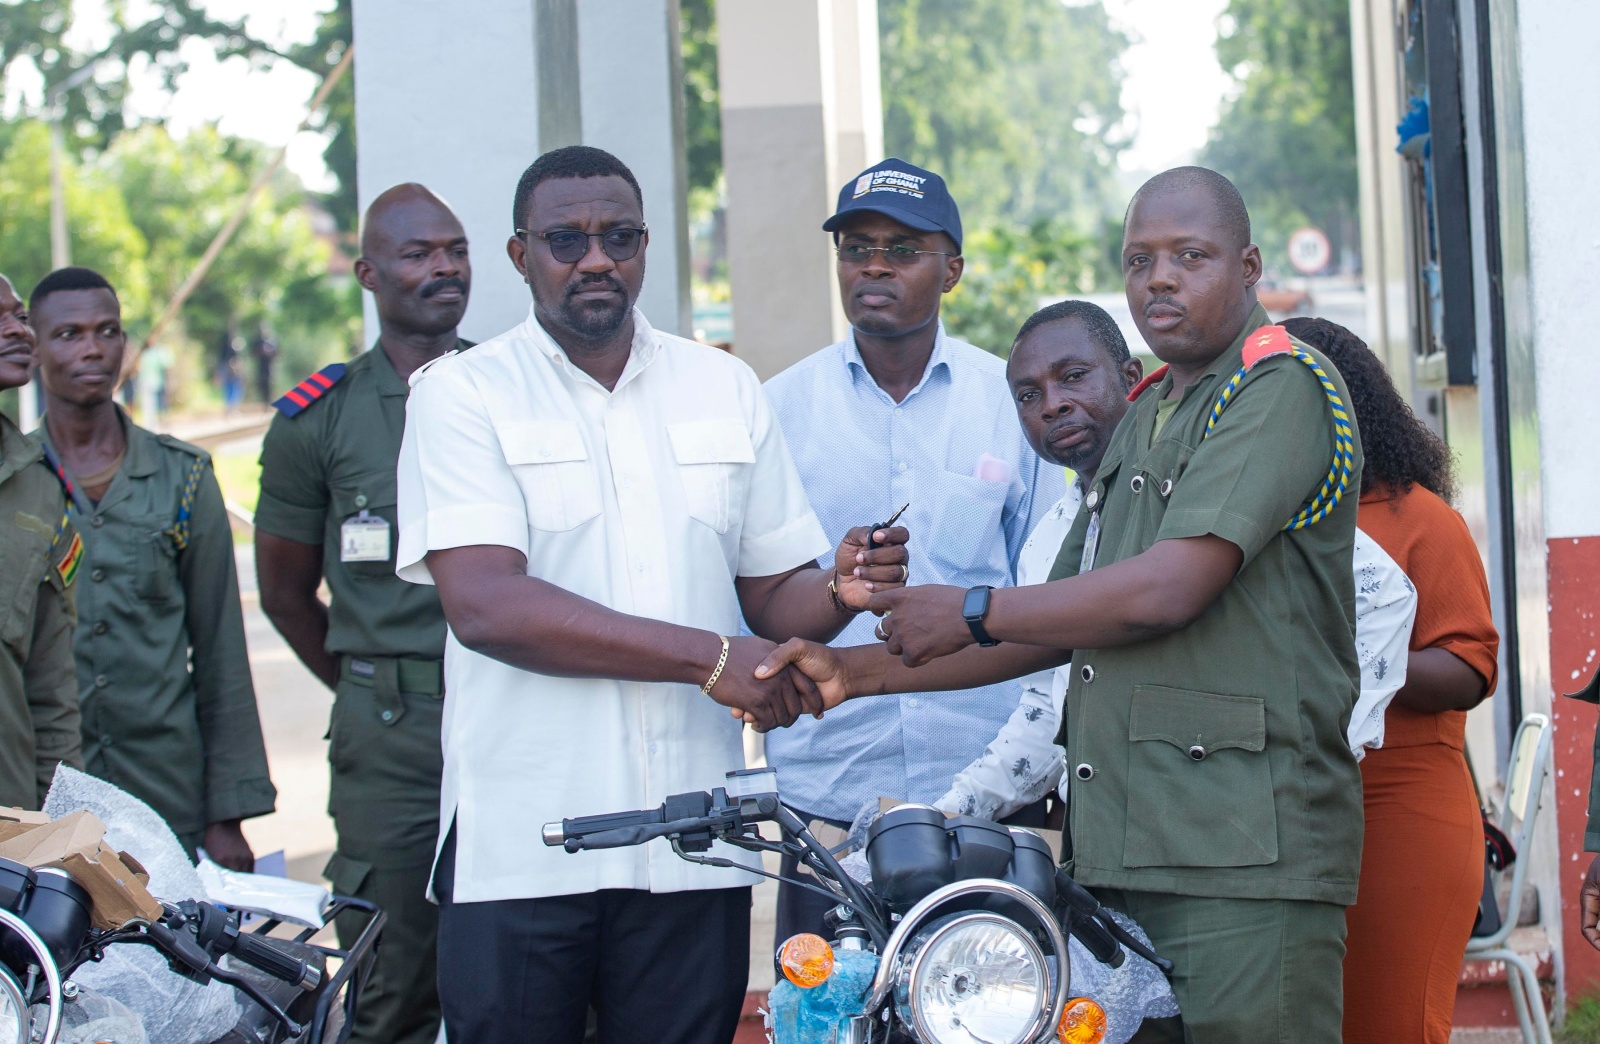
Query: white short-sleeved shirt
396 307 831 903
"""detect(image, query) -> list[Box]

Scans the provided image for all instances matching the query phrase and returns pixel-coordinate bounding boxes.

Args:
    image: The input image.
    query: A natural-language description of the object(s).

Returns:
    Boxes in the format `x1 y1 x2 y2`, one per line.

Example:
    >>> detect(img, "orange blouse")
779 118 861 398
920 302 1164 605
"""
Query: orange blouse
1357 482 1499 749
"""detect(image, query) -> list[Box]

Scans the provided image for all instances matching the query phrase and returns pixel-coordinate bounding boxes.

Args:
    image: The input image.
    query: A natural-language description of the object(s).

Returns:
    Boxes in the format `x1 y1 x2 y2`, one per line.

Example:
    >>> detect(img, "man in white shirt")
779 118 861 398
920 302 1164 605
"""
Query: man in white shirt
932 300 1417 823
395 146 909 1044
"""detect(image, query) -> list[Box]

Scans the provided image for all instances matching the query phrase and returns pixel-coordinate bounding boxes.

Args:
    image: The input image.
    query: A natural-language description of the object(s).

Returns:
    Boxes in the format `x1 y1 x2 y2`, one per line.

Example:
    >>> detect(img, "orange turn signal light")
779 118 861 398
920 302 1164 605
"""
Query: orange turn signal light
778 933 835 989
1057 996 1107 1044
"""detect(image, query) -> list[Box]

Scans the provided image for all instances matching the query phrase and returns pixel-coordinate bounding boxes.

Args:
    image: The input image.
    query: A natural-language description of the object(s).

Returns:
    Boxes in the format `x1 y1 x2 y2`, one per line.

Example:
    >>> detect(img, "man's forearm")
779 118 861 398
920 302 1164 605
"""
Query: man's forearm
844 642 1067 699
741 566 854 645
261 598 338 689
983 536 1242 649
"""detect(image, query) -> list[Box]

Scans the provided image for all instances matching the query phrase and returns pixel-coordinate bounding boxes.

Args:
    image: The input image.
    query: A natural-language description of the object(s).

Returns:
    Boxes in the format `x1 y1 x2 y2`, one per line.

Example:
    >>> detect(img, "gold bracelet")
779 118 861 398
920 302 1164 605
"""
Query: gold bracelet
701 635 731 694
828 572 864 614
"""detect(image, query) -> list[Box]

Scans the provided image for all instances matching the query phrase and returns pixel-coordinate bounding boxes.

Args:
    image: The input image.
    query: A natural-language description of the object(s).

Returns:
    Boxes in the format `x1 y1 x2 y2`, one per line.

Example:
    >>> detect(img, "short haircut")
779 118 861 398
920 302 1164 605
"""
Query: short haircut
512 146 643 231
30 266 118 310
1013 299 1132 368
1126 166 1252 251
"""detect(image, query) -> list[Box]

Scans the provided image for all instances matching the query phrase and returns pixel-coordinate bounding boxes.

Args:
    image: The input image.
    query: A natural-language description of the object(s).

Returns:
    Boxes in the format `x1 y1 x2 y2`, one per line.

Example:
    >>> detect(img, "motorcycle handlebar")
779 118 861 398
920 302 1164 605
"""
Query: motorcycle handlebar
559 817 715 852
225 925 322 991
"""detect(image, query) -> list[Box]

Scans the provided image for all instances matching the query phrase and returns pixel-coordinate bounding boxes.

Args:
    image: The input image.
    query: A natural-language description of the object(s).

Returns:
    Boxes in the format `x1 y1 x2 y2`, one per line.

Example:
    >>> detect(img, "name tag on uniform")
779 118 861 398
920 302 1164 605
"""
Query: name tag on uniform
340 510 391 562
1079 510 1101 575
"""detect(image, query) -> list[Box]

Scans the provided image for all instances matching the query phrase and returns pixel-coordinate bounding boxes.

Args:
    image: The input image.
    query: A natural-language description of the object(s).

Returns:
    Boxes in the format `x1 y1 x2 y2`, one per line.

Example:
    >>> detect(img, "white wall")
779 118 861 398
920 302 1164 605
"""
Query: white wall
352 0 690 345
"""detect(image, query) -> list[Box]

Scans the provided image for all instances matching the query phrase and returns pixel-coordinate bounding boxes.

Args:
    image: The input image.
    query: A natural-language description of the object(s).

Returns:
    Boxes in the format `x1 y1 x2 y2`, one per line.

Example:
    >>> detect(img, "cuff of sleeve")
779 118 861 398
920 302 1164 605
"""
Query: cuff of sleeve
397 504 530 584
207 777 279 824
1156 506 1268 562
1435 636 1500 697
737 512 832 579
252 497 327 545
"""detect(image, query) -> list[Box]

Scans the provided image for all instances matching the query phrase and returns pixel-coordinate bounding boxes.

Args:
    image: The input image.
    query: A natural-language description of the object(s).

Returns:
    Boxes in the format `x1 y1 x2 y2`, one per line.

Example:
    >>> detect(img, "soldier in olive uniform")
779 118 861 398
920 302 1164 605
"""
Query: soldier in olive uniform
30 267 275 867
255 184 469 1044
0 272 82 811
760 168 1364 1042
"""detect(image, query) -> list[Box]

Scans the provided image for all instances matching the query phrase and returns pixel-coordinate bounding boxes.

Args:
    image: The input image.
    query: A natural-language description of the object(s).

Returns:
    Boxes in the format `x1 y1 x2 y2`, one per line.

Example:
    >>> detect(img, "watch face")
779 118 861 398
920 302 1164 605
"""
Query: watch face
962 586 990 619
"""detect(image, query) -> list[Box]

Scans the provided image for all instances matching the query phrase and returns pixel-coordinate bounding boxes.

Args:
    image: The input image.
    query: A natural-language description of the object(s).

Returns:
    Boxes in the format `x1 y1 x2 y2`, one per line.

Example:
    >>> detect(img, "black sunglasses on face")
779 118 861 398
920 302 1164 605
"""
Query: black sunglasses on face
517 226 648 264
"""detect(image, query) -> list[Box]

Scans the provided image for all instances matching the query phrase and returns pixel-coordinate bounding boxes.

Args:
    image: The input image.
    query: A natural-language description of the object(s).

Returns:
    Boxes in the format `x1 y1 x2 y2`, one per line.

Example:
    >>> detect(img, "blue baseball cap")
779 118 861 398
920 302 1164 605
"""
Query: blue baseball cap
822 158 962 252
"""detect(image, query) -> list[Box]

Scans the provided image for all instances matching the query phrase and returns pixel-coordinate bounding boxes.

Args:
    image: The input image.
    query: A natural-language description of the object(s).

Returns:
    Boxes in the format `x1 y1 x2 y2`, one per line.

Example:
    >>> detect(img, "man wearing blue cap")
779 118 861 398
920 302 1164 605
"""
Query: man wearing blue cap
762 159 1064 943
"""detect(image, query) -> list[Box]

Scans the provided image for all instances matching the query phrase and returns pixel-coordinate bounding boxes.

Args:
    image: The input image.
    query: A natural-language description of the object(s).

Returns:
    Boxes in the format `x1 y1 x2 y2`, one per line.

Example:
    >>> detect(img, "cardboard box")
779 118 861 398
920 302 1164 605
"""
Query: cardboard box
0 811 162 928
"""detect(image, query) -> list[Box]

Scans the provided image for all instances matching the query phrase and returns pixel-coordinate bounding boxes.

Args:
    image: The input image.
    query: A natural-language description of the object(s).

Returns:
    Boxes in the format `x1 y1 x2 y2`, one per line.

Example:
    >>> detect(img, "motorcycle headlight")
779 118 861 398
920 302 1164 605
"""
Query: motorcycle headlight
894 912 1050 1044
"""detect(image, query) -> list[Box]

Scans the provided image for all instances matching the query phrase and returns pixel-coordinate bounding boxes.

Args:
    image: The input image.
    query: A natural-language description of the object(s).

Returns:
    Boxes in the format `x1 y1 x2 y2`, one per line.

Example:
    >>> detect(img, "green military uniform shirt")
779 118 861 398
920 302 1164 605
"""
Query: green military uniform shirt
0 414 83 810
254 345 450 660
37 409 275 840
1050 306 1365 905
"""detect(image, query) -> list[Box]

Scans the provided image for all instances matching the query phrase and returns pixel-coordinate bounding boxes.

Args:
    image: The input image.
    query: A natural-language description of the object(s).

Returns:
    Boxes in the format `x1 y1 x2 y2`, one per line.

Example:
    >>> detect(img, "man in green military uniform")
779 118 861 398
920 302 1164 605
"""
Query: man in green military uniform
757 168 1364 1042
30 267 275 868
255 183 470 1044
0 272 82 811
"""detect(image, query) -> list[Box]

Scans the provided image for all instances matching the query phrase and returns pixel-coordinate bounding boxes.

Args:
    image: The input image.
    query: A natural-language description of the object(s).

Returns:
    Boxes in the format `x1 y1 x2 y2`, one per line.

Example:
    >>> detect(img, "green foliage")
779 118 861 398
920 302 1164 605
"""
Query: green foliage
879 0 1129 228
943 219 1107 355
1201 0 1359 267
281 0 357 233
0 122 151 317
680 0 721 208
1559 993 1600 1043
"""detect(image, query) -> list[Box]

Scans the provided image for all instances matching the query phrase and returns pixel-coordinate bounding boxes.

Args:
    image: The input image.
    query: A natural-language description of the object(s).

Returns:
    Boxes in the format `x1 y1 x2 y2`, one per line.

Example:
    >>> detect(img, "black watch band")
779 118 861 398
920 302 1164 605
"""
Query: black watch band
961 585 1000 647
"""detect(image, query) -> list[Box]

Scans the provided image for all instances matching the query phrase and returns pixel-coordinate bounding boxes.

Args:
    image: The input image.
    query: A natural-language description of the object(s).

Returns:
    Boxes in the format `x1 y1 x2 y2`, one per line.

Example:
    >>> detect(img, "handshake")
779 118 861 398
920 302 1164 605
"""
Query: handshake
701 519 990 732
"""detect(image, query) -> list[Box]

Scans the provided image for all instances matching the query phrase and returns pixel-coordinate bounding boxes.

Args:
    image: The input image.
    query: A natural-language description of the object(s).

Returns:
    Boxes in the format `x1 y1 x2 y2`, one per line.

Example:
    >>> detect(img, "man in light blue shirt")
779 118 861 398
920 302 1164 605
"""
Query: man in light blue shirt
763 158 1062 941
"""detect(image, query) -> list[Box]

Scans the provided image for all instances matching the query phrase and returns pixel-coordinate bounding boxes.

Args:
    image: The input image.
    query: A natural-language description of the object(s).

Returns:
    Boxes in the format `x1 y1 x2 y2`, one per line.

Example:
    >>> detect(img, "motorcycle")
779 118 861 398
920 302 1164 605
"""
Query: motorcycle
0 854 384 1044
544 768 1174 1044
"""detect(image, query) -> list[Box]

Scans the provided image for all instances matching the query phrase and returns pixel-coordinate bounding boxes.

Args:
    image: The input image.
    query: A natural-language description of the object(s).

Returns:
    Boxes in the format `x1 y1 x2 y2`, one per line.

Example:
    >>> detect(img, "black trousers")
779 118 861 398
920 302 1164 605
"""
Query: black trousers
773 799 1050 947
434 827 751 1044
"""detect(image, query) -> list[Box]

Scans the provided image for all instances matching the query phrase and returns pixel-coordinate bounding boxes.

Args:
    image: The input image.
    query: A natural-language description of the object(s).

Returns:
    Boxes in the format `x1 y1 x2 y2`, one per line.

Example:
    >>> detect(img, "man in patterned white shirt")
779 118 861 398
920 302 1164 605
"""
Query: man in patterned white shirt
937 300 1417 822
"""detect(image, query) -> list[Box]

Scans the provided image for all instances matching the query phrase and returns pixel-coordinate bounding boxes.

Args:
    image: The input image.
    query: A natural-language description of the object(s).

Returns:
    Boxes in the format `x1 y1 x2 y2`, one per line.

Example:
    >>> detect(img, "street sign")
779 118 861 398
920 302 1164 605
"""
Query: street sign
1288 227 1332 275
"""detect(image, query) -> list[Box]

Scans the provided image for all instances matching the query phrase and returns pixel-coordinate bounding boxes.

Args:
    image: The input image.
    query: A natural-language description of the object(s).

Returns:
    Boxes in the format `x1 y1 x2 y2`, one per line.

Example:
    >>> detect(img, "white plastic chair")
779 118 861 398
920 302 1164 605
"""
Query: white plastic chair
1463 712 1553 1044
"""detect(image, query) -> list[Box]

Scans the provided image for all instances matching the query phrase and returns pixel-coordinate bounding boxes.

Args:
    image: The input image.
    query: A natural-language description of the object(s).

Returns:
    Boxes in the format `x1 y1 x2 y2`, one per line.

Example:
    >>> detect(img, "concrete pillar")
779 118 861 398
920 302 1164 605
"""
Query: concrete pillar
716 0 882 379
352 0 691 344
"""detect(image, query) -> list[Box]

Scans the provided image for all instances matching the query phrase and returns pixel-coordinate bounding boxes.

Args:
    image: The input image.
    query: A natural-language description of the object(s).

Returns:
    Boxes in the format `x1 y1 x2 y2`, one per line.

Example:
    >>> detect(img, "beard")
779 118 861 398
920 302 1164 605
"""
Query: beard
543 275 634 342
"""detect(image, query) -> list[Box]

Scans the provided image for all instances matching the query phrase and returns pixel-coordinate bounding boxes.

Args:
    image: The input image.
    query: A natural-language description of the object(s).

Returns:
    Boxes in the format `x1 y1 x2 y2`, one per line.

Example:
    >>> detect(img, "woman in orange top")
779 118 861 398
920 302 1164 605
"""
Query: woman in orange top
1284 318 1498 1044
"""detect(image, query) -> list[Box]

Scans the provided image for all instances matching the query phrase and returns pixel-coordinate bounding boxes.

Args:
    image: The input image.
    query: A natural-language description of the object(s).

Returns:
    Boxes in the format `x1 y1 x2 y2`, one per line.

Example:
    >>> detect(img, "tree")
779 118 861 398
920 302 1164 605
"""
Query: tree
879 0 1130 228
1201 0 1359 268
943 218 1107 355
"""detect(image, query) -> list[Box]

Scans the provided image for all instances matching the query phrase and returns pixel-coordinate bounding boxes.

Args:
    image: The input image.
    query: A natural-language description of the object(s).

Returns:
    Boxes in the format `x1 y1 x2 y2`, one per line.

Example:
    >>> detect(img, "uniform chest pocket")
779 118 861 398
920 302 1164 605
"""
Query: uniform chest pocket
667 420 755 535
134 515 181 604
1122 685 1278 869
1 512 52 653
498 420 602 533
332 476 399 578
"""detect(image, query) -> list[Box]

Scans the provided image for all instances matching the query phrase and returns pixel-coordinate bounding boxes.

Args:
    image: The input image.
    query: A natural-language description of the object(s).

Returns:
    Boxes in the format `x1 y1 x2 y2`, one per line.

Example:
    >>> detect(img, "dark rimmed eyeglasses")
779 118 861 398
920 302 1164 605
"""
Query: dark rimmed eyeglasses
517 226 649 264
836 242 954 265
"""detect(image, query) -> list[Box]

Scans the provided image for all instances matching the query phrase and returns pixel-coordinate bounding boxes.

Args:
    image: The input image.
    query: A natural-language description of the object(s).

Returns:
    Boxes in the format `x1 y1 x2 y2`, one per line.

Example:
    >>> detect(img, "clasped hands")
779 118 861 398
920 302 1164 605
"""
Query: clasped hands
702 523 913 731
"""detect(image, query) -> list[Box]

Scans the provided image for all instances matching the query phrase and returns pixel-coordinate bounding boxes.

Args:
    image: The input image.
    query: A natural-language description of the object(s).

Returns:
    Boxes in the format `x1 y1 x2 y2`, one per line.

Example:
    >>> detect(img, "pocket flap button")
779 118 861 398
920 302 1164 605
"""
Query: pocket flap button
1188 745 1208 761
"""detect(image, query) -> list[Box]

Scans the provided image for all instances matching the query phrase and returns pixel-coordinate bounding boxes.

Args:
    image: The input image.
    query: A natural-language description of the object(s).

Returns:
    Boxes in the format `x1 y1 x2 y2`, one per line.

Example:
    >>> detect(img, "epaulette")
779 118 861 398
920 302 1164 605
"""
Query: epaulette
273 362 347 418
155 432 212 463
408 350 459 387
1241 324 1294 371
1126 364 1169 402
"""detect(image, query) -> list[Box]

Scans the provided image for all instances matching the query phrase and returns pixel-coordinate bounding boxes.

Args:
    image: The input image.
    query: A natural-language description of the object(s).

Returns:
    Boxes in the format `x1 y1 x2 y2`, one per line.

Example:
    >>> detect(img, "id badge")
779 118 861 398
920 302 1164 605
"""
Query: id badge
340 509 391 563
1078 510 1101 575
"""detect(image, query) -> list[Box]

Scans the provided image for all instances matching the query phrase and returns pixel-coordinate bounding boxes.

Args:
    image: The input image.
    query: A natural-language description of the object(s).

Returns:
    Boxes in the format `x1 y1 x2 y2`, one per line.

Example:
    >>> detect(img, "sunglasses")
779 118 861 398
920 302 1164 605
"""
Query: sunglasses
517 226 648 264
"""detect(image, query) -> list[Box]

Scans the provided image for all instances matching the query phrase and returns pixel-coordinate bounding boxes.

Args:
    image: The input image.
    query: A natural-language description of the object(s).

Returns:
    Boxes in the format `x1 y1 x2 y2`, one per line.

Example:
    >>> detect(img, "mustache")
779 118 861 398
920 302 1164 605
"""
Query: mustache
420 276 468 299
567 274 624 298
1144 294 1185 316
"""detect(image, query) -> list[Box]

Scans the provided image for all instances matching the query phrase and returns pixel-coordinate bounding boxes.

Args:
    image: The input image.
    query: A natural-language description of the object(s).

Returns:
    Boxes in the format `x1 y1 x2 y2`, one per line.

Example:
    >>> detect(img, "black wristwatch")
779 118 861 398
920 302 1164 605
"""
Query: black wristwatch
962 585 1000 647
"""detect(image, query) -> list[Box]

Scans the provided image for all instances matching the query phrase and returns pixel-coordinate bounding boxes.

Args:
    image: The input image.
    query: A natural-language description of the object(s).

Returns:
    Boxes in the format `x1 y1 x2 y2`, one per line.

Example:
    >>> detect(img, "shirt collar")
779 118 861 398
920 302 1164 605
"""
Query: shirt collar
524 305 660 390
841 319 952 399
1148 303 1274 401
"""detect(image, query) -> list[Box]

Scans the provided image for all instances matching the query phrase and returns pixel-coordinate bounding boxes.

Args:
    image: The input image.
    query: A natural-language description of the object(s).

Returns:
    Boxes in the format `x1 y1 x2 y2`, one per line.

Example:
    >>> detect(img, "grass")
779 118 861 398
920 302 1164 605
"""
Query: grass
1559 994 1600 1043
211 445 262 517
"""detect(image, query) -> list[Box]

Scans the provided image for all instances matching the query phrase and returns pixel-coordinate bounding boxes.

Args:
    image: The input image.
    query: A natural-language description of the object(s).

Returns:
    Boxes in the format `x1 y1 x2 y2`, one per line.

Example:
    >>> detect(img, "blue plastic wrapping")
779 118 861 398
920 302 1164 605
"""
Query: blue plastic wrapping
766 948 878 1044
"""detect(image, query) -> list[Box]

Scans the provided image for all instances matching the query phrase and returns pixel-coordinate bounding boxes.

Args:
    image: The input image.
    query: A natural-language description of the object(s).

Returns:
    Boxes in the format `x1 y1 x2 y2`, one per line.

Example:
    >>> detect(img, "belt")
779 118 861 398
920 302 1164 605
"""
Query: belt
339 655 444 697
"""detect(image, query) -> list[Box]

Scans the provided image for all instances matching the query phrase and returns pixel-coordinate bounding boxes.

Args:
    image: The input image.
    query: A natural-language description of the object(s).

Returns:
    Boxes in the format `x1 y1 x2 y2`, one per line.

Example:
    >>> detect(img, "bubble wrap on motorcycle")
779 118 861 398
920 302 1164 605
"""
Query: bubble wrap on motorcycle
43 766 242 1043
1065 910 1180 1043
766 948 878 1043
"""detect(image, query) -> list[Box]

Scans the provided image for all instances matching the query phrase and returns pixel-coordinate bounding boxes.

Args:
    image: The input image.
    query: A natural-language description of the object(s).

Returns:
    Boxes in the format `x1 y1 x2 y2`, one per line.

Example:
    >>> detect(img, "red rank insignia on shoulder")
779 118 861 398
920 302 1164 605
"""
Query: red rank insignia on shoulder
272 363 347 418
1126 364 1169 402
1241 325 1293 371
